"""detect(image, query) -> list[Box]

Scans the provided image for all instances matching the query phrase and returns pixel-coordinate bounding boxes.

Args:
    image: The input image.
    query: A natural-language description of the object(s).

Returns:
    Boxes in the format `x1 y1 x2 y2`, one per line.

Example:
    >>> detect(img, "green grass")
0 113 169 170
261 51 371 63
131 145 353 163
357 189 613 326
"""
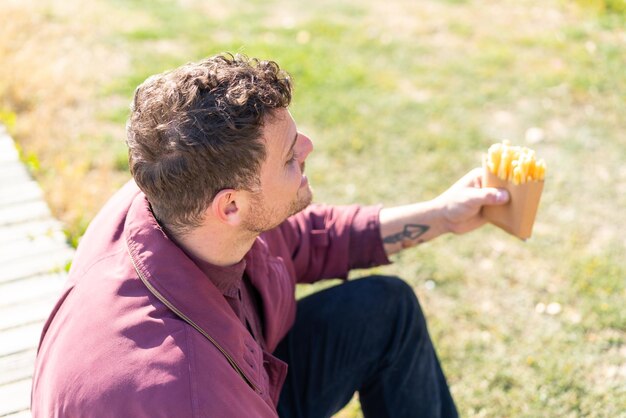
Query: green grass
2 0 625 416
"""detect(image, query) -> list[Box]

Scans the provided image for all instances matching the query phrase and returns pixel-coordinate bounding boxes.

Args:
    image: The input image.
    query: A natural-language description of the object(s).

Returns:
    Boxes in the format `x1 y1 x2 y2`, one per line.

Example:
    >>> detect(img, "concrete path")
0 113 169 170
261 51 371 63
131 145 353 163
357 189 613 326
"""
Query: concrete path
0 125 73 417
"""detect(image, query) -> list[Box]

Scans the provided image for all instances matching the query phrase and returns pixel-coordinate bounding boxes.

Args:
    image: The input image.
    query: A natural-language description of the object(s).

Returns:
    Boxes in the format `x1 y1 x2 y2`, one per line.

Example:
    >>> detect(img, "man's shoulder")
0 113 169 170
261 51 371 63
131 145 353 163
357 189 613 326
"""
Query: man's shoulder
34 313 277 417
68 181 143 277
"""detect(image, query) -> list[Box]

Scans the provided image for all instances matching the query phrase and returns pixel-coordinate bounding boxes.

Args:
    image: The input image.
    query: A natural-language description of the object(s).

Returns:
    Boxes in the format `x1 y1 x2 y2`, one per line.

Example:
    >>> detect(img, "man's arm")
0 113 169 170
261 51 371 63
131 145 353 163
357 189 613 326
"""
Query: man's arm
277 203 389 283
379 168 510 256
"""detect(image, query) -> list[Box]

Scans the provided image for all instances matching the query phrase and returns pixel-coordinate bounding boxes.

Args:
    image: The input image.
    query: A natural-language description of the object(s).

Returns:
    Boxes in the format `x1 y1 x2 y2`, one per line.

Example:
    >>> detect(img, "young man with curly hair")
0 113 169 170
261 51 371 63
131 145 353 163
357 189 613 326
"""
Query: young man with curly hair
32 53 509 417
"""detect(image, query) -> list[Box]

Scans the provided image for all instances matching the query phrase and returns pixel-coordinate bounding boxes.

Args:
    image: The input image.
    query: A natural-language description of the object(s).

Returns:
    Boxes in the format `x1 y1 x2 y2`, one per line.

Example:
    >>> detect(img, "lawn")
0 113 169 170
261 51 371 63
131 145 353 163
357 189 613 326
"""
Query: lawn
1 0 624 416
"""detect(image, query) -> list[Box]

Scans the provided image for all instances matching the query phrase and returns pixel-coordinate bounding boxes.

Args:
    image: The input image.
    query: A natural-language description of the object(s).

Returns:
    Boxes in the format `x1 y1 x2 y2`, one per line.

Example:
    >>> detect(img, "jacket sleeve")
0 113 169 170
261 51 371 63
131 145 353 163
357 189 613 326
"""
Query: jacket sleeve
277 204 390 284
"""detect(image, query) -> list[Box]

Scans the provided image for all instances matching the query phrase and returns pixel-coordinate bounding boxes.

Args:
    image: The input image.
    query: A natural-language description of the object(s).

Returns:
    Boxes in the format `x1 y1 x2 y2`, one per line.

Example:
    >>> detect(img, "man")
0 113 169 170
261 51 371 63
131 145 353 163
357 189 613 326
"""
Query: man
32 53 509 417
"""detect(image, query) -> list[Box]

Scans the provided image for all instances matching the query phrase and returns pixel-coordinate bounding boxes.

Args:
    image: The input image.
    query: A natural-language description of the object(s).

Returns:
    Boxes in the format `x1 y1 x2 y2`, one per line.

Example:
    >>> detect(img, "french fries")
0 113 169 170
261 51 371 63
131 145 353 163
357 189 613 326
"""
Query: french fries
485 140 546 185
482 140 546 240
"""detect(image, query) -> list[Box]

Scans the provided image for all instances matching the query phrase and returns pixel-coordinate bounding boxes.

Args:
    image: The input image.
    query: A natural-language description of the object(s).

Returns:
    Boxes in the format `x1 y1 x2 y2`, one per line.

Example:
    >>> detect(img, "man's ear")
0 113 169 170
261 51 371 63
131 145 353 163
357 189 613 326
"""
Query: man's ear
210 189 241 226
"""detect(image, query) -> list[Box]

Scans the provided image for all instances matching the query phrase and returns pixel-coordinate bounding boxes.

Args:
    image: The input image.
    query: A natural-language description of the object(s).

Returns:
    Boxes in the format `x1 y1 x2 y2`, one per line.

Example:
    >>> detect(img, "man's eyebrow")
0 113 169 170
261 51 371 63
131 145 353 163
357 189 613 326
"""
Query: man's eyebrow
284 131 298 160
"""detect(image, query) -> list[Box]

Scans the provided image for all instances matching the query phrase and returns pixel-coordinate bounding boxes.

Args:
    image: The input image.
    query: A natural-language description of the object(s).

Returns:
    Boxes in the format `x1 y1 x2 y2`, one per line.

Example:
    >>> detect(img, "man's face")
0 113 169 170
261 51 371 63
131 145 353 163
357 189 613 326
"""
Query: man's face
242 108 314 233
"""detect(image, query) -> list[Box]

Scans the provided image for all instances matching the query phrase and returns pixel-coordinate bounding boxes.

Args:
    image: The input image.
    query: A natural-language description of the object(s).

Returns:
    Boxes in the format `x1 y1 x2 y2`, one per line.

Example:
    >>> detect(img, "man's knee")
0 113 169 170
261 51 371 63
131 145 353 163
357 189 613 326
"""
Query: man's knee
361 275 419 304
358 275 424 321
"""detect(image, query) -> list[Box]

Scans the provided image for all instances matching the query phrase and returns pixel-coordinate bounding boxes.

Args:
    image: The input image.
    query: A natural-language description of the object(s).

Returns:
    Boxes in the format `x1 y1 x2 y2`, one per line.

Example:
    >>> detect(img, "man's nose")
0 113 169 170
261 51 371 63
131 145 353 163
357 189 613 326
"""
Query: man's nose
298 134 314 161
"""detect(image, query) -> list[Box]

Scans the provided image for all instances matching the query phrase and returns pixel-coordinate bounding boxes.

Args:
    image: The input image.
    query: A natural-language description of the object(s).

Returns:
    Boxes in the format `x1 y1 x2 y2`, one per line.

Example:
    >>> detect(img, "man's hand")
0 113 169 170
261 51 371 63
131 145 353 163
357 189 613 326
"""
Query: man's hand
434 167 509 235
379 168 509 256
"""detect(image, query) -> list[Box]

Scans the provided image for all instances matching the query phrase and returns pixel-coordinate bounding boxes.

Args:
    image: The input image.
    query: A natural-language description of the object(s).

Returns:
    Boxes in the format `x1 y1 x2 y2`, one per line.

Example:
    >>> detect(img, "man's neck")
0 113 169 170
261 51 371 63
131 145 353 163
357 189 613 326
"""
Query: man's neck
171 223 258 267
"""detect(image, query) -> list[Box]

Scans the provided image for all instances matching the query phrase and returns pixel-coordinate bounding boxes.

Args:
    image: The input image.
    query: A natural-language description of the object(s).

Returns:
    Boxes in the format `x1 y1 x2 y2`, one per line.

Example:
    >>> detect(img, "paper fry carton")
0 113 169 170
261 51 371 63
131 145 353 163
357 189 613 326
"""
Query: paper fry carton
481 165 544 240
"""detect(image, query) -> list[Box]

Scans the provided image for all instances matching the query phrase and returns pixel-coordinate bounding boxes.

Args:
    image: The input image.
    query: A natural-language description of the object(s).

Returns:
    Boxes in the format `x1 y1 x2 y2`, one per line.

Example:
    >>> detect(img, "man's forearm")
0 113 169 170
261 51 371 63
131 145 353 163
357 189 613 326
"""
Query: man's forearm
378 169 509 257
379 201 449 256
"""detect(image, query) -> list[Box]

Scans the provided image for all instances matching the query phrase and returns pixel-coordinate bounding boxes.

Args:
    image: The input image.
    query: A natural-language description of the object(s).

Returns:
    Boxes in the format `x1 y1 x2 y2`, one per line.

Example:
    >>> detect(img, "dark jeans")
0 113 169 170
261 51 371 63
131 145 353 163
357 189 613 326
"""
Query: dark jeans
274 276 458 418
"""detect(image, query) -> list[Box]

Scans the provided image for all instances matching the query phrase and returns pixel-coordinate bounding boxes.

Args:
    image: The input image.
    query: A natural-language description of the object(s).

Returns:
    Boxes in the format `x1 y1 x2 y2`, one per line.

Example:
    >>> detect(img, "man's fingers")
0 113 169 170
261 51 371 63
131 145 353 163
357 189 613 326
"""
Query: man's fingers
467 187 509 206
455 168 483 189
484 187 509 205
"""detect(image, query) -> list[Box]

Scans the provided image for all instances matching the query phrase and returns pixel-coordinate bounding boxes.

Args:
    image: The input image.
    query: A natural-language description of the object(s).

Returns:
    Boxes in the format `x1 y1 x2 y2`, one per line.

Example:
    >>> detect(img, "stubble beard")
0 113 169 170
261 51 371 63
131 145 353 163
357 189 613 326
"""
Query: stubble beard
243 185 313 234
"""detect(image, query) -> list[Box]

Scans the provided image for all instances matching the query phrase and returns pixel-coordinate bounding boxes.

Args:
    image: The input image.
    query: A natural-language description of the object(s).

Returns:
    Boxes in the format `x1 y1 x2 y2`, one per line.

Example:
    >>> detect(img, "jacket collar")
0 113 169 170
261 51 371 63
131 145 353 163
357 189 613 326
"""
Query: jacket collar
124 192 262 391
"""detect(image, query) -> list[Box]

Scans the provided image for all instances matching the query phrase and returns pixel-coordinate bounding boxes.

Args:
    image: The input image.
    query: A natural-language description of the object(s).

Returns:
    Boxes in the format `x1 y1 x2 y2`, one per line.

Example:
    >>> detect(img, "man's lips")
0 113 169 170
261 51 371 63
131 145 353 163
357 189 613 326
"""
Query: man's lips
299 162 308 187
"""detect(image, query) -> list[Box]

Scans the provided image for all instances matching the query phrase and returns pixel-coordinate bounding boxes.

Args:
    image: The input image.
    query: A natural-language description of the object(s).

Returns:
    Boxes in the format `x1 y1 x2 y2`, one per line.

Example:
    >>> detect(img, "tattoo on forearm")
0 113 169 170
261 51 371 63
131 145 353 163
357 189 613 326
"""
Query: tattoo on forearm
383 224 430 247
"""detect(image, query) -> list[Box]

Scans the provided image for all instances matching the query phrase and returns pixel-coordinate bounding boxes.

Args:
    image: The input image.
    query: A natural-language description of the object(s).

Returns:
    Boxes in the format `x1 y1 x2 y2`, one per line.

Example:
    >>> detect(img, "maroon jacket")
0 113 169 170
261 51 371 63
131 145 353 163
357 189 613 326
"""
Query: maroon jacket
31 181 389 417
